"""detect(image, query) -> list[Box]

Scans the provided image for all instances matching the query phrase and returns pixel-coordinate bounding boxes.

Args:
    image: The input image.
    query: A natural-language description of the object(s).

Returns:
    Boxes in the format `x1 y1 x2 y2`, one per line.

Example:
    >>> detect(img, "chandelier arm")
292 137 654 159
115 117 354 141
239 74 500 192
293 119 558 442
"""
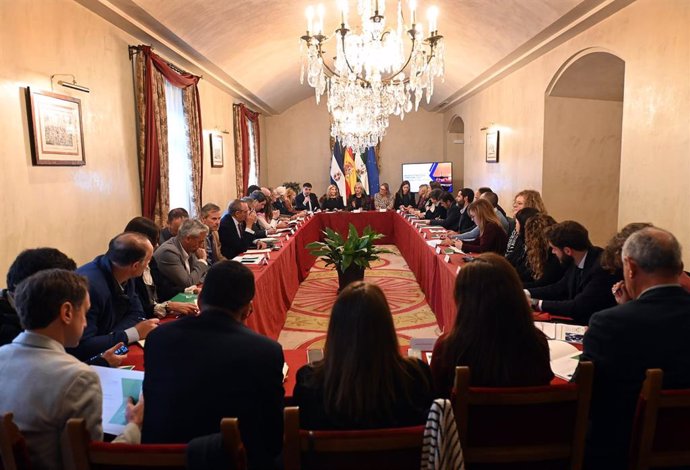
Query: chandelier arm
315 42 340 79
338 34 372 88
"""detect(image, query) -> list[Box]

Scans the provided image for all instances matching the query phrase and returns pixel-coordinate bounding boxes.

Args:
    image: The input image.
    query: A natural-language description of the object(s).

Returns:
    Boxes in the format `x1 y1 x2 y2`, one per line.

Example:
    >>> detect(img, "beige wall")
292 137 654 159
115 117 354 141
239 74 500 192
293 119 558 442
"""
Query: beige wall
444 0 690 263
0 0 238 276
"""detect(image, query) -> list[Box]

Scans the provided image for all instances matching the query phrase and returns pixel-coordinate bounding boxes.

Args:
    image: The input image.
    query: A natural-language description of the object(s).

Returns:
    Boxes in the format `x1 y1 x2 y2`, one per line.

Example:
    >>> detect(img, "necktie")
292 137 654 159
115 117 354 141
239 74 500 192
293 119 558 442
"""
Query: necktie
237 221 242 237
308 198 312 211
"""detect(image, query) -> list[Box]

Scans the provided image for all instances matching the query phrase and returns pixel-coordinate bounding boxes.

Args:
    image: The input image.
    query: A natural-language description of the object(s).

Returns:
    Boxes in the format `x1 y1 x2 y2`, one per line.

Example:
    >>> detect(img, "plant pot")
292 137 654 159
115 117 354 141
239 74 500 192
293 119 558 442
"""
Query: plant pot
336 265 365 292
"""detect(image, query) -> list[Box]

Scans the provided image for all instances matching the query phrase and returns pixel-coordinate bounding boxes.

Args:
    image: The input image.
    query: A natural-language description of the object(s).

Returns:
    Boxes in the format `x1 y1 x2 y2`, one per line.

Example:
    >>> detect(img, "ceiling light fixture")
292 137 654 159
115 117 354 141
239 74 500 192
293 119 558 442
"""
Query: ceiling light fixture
300 0 444 154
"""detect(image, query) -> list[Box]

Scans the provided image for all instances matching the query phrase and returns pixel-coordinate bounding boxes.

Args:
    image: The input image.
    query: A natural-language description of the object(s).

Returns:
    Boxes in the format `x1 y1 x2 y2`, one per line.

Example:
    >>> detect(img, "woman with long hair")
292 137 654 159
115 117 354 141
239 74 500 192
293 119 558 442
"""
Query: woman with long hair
373 183 395 210
431 254 553 396
321 184 345 211
394 180 415 209
505 207 540 281
413 184 430 213
506 189 548 258
294 282 433 429
522 213 566 288
453 199 508 254
347 181 371 210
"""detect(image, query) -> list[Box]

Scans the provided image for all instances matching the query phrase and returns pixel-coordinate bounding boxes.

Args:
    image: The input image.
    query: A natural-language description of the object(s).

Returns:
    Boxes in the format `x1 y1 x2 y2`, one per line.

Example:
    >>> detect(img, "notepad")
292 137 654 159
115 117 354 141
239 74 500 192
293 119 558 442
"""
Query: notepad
548 340 582 381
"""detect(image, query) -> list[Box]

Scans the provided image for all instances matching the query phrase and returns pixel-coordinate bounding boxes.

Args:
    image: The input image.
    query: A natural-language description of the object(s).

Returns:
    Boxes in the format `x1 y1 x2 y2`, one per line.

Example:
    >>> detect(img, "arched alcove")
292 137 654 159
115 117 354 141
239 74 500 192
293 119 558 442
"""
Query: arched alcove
447 115 465 190
543 49 625 245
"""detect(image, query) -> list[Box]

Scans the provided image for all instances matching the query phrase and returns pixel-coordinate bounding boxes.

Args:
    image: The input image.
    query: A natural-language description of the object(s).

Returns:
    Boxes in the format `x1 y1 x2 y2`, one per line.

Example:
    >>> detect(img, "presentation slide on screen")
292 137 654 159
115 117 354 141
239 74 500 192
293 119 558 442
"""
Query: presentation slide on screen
402 162 453 193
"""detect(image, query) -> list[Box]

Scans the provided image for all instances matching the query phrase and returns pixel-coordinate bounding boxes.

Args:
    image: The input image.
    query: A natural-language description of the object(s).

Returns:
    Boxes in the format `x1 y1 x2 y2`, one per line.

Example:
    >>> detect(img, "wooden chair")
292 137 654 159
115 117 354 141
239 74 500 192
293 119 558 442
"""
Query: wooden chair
64 418 246 470
283 406 425 470
452 362 593 470
0 413 30 470
628 368 690 470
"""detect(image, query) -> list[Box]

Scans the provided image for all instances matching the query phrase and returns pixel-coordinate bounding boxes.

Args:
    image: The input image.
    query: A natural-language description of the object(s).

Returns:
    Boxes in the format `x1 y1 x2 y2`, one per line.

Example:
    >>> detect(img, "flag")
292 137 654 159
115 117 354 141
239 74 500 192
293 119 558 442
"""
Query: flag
343 147 358 199
364 147 379 196
330 140 347 204
331 142 379 202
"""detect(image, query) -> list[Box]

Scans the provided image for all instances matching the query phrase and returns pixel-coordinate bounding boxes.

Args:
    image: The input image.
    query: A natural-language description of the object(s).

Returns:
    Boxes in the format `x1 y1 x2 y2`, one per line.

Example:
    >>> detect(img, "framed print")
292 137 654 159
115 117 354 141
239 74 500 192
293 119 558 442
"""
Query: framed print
210 133 224 168
486 130 500 163
25 87 85 166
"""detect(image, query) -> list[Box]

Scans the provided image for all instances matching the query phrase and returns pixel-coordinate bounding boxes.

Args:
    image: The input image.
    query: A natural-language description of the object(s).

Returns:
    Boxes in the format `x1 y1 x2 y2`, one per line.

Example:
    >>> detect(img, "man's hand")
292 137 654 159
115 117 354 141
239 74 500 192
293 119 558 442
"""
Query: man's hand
125 394 144 428
272 209 280 219
276 221 289 229
454 239 464 250
168 301 200 316
612 280 631 304
267 228 277 235
195 247 207 260
135 318 160 339
256 241 268 250
440 237 453 247
246 210 258 227
101 342 127 367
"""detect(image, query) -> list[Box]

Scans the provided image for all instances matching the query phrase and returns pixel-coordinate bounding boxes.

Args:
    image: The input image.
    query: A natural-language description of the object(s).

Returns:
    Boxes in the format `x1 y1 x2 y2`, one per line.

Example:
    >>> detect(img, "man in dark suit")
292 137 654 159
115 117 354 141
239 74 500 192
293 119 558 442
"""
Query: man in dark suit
580 227 690 470
428 192 461 230
527 221 617 325
142 261 285 470
218 199 264 259
455 188 476 233
294 182 321 212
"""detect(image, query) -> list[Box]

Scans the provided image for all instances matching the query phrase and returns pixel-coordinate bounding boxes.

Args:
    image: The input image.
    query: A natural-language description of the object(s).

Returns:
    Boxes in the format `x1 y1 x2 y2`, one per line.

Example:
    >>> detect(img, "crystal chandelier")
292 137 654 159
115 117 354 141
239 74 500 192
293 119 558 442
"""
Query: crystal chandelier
300 0 444 154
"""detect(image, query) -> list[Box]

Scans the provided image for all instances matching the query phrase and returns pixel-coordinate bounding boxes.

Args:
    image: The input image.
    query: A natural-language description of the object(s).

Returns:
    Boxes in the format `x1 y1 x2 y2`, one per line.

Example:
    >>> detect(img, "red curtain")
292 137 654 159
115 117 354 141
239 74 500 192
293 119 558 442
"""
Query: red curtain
139 45 203 219
238 103 260 194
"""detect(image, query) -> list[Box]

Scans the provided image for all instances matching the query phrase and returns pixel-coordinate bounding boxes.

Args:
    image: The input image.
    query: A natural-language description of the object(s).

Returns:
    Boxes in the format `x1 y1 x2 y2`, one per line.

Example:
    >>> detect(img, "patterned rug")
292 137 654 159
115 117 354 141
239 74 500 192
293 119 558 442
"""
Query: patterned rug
278 245 440 350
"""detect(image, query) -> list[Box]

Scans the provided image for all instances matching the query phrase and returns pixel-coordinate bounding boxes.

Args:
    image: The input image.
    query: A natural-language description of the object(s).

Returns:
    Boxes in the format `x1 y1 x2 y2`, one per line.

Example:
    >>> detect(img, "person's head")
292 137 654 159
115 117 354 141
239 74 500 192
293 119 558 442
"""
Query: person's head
285 187 297 202
418 184 429 198
622 227 684 298
354 181 366 196
261 187 272 199
274 186 287 201
457 188 474 208
124 217 160 249
600 222 654 273
302 182 313 196
199 261 255 321
514 207 540 239
200 203 222 232
327 184 338 198
106 232 154 278
245 185 261 197
398 180 411 195
176 219 209 254
467 198 500 232
429 188 444 204
439 191 455 208
524 213 558 280
429 181 442 191
545 221 592 266
476 187 493 199
166 208 189 236
6 248 77 293
480 190 499 209
513 190 547 216
14 269 90 347
249 190 267 212
379 183 390 196
228 199 250 222
319 282 426 423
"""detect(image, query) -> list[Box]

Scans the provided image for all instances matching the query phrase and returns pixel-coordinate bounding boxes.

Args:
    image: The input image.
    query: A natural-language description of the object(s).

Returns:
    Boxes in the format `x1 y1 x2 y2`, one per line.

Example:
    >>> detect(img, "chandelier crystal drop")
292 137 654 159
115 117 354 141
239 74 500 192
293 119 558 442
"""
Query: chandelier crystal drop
300 0 444 154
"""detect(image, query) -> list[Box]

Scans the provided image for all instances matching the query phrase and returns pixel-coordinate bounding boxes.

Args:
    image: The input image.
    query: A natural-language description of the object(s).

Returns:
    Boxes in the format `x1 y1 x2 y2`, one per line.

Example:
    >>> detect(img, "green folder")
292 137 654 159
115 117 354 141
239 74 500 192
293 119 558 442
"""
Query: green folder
169 293 198 304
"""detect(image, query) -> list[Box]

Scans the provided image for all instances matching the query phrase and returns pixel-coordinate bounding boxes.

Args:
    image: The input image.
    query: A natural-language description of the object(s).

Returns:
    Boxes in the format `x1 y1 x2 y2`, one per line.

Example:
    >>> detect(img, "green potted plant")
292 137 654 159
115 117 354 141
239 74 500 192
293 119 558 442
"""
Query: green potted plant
306 223 391 291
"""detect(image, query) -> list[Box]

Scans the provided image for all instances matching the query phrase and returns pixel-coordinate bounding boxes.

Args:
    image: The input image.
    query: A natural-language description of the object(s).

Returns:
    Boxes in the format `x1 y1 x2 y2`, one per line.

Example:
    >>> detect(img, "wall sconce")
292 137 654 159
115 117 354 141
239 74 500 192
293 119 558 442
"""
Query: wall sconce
480 122 496 132
51 74 90 93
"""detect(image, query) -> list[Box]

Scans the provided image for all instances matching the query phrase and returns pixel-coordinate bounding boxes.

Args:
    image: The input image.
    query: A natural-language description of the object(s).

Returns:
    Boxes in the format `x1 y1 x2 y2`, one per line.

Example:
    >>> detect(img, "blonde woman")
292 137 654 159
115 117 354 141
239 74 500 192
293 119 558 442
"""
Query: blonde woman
506 189 548 258
373 183 394 210
321 184 345 211
347 182 371 211
454 199 508 254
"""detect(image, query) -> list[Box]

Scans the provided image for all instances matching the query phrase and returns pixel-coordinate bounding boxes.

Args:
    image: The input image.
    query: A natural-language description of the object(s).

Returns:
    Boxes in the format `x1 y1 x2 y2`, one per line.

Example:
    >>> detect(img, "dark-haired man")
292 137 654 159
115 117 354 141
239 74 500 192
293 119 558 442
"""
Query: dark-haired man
455 188 476 233
1 248 76 346
421 192 460 229
200 203 225 265
295 182 320 212
159 207 189 244
0 269 142 470
527 221 617 325
68 233 159 361
219 199 266 259
143 261 284 469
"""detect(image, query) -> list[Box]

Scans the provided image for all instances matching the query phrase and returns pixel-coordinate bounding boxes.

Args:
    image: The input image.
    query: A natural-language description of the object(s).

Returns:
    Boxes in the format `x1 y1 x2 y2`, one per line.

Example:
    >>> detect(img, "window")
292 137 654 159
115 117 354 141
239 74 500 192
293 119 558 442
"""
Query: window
165 80 193 214
246 117 259 188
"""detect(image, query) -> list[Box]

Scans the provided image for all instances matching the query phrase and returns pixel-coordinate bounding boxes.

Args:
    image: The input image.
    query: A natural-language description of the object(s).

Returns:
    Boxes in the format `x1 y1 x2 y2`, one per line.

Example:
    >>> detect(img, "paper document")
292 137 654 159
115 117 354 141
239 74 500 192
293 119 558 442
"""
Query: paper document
283 363 289 383
548 340 582 381
91 366 145 436
233 254 267 265
426 239 443 247
535 322 587 344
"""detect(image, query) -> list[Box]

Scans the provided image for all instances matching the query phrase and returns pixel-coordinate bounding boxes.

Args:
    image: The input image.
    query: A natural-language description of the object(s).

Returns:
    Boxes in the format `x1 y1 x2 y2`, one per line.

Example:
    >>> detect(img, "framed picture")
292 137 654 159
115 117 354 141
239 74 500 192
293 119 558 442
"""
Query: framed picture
486 130 500 163
210 133 224 168
26 87 85 166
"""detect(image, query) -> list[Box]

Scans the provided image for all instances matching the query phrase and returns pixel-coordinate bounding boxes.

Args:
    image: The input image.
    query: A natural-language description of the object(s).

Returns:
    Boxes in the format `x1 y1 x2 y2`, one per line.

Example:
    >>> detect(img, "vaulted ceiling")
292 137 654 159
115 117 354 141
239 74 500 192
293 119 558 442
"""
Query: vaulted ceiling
77 0 635 115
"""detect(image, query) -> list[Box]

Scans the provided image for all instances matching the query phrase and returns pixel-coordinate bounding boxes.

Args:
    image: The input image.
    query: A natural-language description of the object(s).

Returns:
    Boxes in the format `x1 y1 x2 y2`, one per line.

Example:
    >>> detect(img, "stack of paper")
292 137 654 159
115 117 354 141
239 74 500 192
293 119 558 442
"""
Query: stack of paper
245 248 272 259
232 254 267 265
91 366 145 436
548 340 582 381
535 322 587 344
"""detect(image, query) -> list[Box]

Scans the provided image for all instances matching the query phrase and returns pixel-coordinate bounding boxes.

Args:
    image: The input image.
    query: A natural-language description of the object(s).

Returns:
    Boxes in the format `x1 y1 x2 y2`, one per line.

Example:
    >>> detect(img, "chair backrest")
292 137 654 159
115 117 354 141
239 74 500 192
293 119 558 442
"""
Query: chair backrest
64 418 246 470
283 406 425 470
452 361 593 470
628 368 690 470
0 413 30 470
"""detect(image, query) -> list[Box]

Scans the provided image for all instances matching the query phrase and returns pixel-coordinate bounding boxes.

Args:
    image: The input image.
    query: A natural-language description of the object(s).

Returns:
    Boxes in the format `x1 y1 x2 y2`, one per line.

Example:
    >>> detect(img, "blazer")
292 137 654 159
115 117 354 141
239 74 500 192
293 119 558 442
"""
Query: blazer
321 197 345 211
528 247 617 325
430 202 461 230
393 192 415 209
347 194 372 211
205 230 226 266
295 192 320 211
461 221 508 254
152 237 209 301
581 286 690 469
142 309 284 469
218 213 258 259
456 207 475 233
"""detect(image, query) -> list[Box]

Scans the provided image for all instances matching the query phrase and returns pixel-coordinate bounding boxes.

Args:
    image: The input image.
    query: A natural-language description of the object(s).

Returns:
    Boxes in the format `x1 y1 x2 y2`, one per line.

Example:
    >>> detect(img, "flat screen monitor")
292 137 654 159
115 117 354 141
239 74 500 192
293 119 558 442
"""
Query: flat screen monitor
402 162 453 193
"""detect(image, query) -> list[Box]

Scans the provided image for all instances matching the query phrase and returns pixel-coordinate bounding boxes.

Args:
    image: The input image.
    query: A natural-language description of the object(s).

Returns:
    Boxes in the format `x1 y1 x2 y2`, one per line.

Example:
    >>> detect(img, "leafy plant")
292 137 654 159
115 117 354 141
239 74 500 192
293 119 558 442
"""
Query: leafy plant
306 223 391 272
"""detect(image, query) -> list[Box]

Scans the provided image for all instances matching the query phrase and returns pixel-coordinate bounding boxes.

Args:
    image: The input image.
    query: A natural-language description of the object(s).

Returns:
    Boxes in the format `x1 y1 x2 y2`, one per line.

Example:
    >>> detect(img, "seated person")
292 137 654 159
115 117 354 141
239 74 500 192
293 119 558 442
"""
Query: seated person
241 196 270 237
200 203 225 265
153 219 210 301
347 182 371 210
68 233 159 362
373 183 395 210
431 254 553 397
159 207 188 244
321 184 345 211
272 186 290 215
527 221 618 325
294 282 433 429
1 248 76 347
143 261 284 470
521 213 565 288
124 217 200 318
0 269 142 470
447 199 508 254
413 184 430 212
219 199 266 260
245 184 261 197
419 192 460 230
505 189 549 263
455 188 476 233
295 182 321 212
479 191 510 233
581 227 690 470
252 190 289 232
505 207 540 280
393 180 415 209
